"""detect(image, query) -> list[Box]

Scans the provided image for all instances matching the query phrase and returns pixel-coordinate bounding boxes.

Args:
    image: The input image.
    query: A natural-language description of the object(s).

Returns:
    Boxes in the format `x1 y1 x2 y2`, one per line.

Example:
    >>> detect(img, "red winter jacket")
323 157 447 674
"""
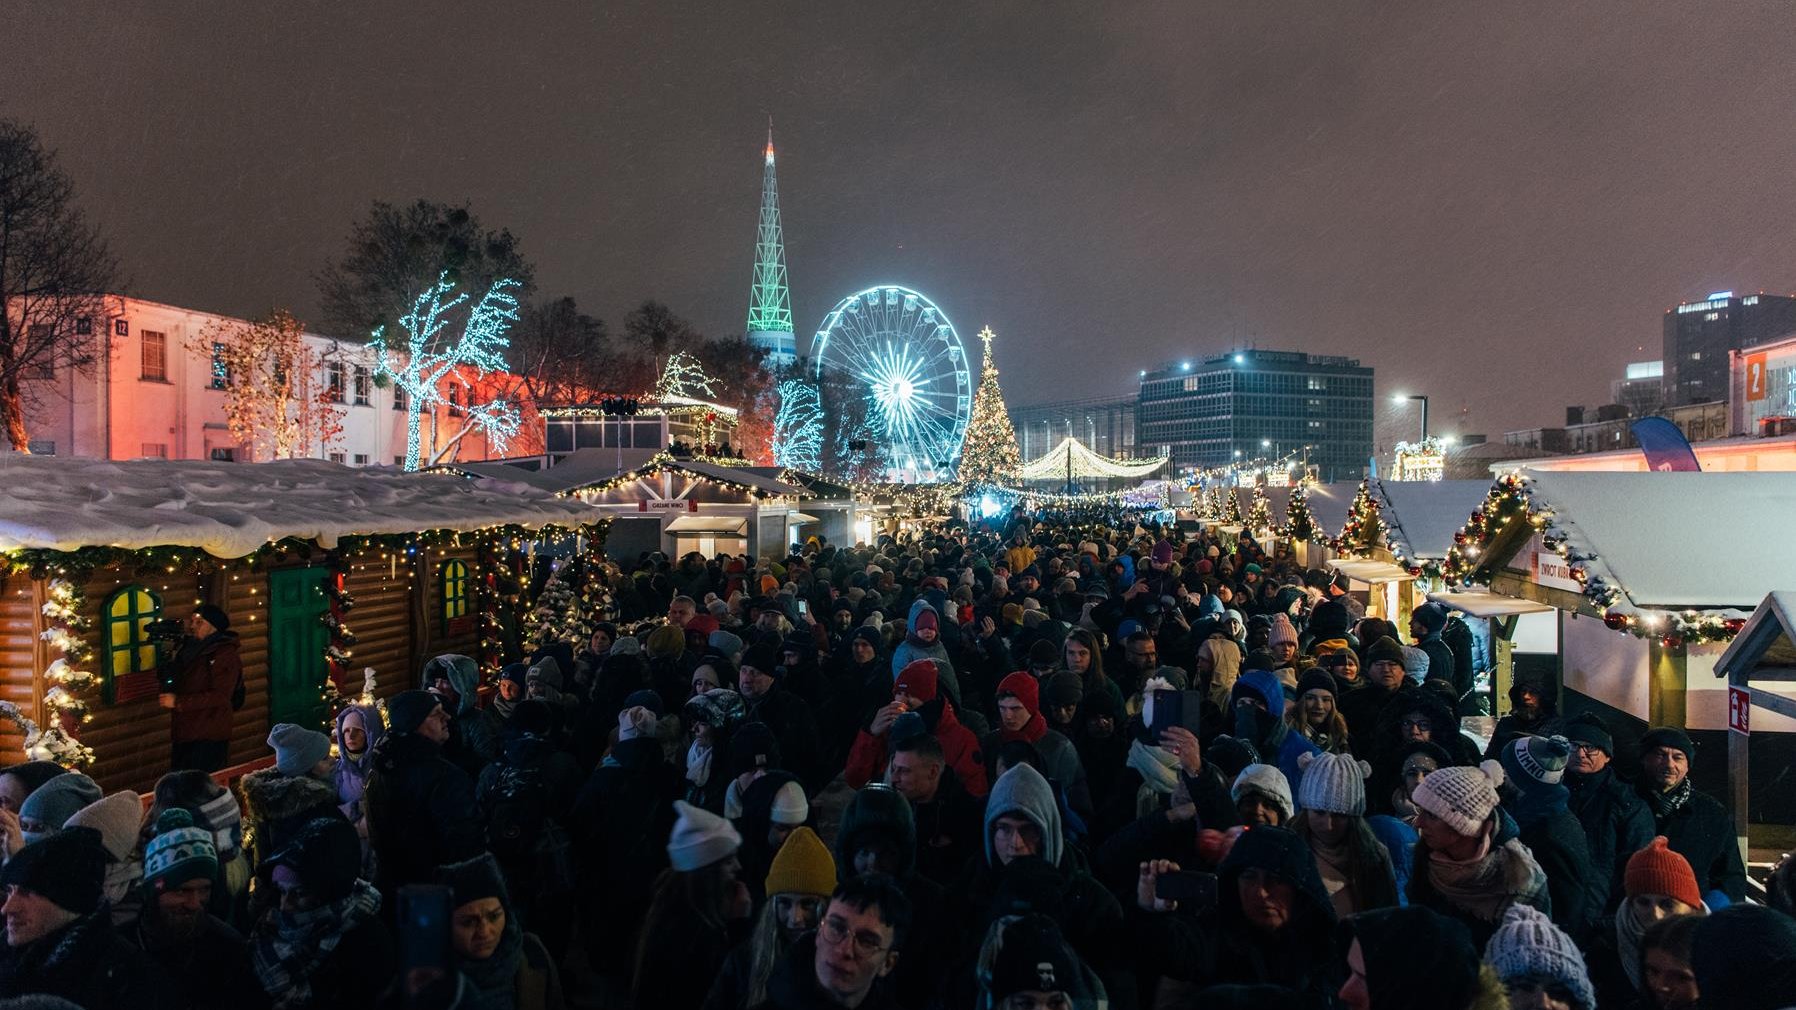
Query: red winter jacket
845 699 989 797
170 631 241 744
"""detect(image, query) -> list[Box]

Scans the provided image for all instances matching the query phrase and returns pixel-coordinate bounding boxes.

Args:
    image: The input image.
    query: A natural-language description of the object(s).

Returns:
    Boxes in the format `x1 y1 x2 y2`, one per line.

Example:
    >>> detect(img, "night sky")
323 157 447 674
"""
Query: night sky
11 1 1796 449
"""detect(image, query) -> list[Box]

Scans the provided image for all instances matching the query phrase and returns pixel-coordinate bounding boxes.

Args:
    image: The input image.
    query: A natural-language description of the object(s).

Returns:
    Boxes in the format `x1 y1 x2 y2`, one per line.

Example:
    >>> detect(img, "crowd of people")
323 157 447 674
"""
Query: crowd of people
0 510 1794 1009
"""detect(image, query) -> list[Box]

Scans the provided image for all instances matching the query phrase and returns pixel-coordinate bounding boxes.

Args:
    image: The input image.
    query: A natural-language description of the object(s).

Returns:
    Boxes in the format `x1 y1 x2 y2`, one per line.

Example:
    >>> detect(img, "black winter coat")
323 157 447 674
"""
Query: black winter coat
1644 783 1748 903
570 736 681 980
1566 766 1656 912
907 770 986 888
364 731 483 895
256 910 394 1010
126 911 269 1010
0 910 175 1010
746 934 903 1010
1515 805 1598 937
744 686 828 793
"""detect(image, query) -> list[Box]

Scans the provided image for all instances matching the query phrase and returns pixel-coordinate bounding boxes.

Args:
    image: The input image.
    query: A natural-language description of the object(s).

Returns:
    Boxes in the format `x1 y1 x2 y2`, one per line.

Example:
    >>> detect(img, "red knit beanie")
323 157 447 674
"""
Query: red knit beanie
913 608 939 633
996 671 1040 717
1625 835 1703 909
895 660 939 704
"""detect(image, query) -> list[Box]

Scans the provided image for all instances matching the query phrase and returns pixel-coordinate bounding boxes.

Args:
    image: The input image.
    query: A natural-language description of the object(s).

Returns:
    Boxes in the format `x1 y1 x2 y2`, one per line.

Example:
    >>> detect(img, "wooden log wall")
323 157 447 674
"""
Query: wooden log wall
80 566 208 793
220 562 273 773
0 574 40 764
340 548 416 704
419 544 482 668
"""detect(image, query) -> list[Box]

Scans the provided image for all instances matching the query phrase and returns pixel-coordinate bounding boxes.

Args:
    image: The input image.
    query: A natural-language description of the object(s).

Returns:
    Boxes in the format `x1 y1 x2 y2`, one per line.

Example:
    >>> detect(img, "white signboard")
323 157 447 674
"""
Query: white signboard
1528 535 1583 593
640 498 697 512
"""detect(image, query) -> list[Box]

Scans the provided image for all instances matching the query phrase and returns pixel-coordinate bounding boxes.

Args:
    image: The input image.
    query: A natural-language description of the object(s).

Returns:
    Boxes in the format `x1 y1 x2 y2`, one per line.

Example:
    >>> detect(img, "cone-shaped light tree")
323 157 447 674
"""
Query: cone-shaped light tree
957 326 1022 486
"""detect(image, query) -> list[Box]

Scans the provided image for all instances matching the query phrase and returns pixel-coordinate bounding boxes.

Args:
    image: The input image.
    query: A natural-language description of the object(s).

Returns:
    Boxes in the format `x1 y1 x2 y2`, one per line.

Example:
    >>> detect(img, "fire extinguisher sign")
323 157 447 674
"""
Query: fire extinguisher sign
1728 686 1750 735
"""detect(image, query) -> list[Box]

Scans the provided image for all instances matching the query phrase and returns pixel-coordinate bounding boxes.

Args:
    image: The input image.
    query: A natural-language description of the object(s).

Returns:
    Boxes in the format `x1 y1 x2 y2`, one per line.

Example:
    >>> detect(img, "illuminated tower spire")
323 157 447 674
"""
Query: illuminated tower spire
746 120 796 364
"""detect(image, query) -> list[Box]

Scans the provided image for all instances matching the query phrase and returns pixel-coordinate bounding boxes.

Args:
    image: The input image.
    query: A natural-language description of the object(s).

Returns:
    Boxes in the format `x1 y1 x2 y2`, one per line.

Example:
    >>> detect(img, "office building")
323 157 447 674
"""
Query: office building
1662 290 1796 406
1612 360 1665 418
1137 349 1373 482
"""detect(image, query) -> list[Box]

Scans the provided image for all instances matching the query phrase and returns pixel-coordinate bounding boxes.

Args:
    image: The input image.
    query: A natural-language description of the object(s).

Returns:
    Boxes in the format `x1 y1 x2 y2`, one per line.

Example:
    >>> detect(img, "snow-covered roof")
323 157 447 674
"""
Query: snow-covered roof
0 455 598 559
555 457 805 498
1302 483 1358 538
1713 591 1796 680
1373 479 1493 561
1511 469 1796 609
433 448 659 493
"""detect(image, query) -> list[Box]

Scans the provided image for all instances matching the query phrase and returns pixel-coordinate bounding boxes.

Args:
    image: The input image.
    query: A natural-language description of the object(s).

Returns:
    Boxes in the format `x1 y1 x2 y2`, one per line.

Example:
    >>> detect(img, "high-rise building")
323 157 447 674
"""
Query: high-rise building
1138 349 1373 482
745 125 796 365
1662 290 1796 406
1611 360 1664 418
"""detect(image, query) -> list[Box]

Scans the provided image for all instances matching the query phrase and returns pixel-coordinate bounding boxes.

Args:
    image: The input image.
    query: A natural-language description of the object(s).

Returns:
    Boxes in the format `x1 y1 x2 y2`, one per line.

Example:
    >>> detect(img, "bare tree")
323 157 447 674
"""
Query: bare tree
0 120 120 451
190 309 343 460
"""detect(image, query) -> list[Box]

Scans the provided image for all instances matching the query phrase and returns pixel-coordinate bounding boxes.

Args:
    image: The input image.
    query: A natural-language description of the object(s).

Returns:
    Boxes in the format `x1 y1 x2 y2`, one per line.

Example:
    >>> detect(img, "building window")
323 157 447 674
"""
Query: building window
326 361 346 403
394 455 405 465
210 343 230 389
328 451 346 464
393 386 408 411
447 384 463 417
141 330 167 381
353 365 371 405
141 443 167 458
210 447 235 462
104 585 161 686
75 318 92 336
353 453 369 466
441 559 469 628
26 440 54 455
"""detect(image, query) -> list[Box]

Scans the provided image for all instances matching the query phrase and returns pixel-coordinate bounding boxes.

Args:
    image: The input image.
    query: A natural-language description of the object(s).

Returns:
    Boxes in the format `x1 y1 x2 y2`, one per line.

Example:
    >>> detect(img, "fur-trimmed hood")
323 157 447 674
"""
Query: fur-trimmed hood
240 767 339 827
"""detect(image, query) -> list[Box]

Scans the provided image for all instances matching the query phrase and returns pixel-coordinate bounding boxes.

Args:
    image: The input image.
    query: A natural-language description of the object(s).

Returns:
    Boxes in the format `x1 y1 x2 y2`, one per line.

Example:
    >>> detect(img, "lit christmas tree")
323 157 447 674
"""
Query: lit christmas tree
1283 482 1322 542
1247 485 1274 532
1223 487 1245 525
526 561 588 649
957 326 1022 486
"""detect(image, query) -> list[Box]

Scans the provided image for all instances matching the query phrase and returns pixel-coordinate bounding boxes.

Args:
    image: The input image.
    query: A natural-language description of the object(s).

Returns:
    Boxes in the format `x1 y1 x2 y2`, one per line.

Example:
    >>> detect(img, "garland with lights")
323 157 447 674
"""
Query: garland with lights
1247 485 1274 533
1442 471 1747 646
1280 482 1324 543
34 579 96 767
1331 480 1386 554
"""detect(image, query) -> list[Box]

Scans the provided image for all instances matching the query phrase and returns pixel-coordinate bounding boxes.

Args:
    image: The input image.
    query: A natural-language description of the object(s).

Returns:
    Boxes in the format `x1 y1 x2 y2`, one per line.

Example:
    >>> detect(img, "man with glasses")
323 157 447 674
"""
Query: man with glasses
1562 712 1654 913
753 874 911 1009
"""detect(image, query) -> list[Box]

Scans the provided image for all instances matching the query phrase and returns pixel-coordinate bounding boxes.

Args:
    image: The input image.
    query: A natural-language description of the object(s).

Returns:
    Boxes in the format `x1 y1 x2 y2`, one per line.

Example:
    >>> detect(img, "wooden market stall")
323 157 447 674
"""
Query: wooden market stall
0 454 600 792
1442 468 1796 824
1712 592 1796 852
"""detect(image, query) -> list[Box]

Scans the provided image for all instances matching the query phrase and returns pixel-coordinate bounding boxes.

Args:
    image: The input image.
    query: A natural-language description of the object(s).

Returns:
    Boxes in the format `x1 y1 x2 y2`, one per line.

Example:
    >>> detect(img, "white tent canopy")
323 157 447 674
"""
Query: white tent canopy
1374 479 1493 561
1017 437 1167 482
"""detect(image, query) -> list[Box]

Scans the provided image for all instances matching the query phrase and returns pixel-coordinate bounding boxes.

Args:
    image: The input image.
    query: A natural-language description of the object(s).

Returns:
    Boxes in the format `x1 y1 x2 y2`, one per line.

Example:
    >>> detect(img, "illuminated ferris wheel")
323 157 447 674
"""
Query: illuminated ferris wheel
810 285 972 479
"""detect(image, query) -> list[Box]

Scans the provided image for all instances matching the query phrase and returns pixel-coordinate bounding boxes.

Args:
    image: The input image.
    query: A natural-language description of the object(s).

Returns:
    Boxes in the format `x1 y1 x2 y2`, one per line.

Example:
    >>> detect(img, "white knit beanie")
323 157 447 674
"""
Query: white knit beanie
769 780 809 826
1230 763 1294 822
617 705 657 742
1296 751 1369 817
1268 615 1298 648
667 799 741 871
1412 760 1505 837
1483 904 1596 1010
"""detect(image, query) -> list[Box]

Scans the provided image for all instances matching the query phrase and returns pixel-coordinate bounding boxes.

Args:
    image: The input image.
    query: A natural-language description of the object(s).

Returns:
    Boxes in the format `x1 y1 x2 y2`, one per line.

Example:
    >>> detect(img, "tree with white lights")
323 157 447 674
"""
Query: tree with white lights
957 327 1023 486
192 309 344 460
773 378 825 471
372 272 523 470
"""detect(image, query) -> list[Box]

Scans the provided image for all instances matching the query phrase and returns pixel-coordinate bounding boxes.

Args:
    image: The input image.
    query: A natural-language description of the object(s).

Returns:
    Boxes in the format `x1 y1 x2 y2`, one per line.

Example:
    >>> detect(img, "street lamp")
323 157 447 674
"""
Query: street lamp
1392 394 1429 440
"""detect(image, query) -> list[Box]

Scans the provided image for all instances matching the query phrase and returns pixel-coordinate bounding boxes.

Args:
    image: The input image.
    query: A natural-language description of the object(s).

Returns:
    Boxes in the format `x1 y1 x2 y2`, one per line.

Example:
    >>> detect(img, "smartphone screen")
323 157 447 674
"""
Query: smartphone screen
797 600 808 615
1155 870 1218 907
398 884 453 992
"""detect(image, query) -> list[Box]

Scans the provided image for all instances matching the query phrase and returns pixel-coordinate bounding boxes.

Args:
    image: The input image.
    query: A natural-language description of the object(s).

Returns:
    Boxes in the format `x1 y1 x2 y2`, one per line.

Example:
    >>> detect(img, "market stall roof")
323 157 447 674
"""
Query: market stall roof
1302 483 1357 539
1713 591 1796 680
0 454 599 559
432 448 660 493
1426 589 1554 619
1511 470 1796 610
556 457 806 499
1328 558 1414 584
1374 479 1494 560
743 468 855 500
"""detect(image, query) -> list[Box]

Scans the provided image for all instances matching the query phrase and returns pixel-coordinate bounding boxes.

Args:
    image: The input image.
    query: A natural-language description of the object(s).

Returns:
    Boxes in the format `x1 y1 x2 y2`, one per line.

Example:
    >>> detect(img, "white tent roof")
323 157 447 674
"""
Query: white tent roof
1329 558 1413 584
1373 479 1493 560
1513 469 1796 610
1713 591 1796 680
0 454 599 559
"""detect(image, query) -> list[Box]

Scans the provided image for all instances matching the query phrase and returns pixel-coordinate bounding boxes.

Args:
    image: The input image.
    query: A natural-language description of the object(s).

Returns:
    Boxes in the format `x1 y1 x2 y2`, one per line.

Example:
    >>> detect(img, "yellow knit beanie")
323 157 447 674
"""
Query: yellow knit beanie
763 826 836 898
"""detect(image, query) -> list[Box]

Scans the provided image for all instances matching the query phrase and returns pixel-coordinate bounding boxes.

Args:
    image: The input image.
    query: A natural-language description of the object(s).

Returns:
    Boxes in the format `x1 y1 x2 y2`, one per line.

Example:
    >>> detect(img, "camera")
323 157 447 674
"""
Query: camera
144 618 186 643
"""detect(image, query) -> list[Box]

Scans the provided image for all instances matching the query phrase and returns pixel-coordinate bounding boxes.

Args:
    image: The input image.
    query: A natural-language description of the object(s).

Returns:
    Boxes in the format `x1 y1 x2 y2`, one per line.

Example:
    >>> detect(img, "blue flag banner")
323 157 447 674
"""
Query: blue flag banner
1631 416 1702 472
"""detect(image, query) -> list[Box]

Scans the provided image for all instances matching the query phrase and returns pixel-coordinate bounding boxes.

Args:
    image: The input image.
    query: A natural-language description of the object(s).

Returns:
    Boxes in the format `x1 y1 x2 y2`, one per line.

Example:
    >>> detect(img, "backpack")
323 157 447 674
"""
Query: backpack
485 759 576 893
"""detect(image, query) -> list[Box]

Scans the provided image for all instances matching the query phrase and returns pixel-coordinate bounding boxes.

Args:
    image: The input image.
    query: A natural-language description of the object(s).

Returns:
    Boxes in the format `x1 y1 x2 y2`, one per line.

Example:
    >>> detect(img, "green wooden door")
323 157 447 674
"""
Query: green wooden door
268 567 330 729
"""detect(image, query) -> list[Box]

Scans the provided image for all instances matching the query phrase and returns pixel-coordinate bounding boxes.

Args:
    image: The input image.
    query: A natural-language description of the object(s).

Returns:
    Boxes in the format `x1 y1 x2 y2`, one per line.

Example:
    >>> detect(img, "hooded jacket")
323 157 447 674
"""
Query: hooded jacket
1130 825 1341 1004
238 768 345 871
364 730 483 894
983 672 1088 810
332 703 385 822
424 654 501 777
889 599 963 709
1229 669 1320 797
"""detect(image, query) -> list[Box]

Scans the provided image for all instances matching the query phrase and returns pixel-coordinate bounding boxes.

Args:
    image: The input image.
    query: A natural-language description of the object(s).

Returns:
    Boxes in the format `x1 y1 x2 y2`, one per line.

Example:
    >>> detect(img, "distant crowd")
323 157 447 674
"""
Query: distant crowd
2 509 1794 1010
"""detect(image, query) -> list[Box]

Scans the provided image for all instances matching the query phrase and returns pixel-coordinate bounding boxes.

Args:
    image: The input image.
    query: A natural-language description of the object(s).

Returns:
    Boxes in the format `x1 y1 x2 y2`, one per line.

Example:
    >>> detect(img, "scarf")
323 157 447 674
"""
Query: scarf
686 740 714 788
1642 778 1692 822
1000 713 1048 745
253 879 382 1010
1616 893 1649 991
1390 789 1419 824
1427 835 1549 923
457 915 524 1010
1127 739 1181 796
